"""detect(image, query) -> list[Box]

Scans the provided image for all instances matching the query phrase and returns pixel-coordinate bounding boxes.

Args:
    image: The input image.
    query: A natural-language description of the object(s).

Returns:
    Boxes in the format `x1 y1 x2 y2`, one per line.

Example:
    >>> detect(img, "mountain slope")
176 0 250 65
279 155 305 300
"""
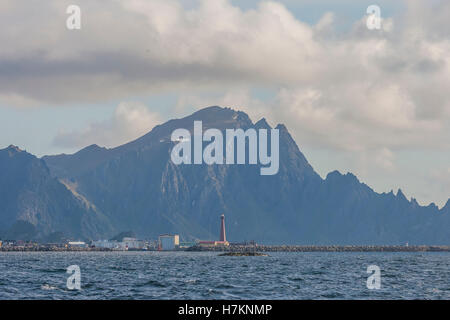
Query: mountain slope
0 145 114 240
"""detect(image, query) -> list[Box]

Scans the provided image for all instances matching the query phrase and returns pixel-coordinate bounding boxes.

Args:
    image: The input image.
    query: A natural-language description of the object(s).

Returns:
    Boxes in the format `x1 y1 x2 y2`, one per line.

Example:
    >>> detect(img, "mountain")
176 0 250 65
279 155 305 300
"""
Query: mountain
1 106 449 244
0 145 113 240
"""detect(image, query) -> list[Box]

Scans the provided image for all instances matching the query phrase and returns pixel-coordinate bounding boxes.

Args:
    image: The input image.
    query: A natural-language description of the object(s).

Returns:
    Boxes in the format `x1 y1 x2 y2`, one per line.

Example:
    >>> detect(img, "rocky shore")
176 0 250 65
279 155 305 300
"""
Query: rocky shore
219 252 268 256
1 244 449 252
188 245 450 252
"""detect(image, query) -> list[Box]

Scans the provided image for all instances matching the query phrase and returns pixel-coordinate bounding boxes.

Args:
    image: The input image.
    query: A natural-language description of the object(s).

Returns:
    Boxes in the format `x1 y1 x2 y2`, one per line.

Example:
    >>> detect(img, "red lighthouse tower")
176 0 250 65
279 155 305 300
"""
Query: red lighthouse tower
198 214 230 246
220 214 227 242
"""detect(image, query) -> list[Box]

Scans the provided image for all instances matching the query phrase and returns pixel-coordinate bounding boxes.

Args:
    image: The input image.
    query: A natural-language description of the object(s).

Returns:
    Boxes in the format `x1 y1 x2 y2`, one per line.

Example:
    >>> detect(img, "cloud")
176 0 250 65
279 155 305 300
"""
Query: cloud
53 102 161 149
374 148 396 171
1 0 450 205
1 1 449 144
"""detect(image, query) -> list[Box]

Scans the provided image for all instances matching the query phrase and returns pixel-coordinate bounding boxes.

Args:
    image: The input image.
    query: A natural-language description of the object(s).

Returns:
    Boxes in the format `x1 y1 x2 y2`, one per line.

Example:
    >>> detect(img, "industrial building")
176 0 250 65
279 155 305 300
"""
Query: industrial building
158 234 180 250
91 239 117 249
91 238 145 250
120 237 145 250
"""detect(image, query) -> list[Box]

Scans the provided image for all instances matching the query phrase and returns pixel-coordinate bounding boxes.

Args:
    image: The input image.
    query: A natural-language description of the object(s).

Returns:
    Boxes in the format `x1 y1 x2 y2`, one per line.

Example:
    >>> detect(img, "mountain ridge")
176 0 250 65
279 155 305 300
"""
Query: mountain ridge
0 145 114 240
1 106 449 244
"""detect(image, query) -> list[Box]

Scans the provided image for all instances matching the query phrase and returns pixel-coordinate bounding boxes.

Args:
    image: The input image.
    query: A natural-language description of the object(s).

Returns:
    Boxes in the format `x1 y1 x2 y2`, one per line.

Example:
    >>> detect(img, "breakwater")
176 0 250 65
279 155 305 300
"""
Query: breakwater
1 244 449 252
187 245 450 252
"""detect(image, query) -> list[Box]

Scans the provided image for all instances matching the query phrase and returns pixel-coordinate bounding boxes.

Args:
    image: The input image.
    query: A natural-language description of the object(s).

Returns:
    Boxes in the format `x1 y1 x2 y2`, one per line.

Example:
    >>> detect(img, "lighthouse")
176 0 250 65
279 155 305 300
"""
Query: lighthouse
198 214 229 246
220 214 226 242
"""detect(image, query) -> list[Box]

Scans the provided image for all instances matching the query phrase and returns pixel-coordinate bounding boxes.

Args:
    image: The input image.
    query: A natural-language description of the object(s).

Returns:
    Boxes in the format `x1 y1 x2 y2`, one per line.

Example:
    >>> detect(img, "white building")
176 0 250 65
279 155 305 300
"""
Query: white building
121 237 145 250
92 238 145 250
91 240 118 249
159 235 180 250
68 241 87 248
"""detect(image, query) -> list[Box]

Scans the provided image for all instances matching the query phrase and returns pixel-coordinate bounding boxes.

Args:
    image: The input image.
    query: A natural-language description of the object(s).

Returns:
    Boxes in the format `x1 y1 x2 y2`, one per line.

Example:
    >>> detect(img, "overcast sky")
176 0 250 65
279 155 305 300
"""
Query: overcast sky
0 0 449 207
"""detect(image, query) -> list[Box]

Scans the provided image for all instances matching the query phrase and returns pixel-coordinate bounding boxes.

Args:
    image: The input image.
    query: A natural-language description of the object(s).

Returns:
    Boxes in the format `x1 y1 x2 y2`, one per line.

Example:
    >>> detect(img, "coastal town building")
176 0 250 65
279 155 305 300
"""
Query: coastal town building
91 238 145 250
91 239 117 249
158 234 180 250
67 241 88 248
120 237 145 250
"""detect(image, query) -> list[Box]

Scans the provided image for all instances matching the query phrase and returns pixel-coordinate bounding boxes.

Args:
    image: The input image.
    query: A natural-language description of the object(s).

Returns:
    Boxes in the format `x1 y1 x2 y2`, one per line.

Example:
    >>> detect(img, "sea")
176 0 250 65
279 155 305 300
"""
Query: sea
0 251 448 299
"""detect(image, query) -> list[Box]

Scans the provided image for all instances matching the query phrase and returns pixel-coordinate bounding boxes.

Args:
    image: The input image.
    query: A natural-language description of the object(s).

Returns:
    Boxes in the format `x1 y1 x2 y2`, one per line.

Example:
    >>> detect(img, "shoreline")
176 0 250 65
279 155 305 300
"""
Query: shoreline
187 245 450 252
1 245 449 252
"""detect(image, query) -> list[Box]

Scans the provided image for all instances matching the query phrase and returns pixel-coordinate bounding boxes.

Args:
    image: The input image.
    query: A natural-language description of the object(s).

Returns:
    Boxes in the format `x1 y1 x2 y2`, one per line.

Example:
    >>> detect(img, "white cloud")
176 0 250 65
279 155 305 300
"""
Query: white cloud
374 148 396 171
1 1 449 150
53 102 161 149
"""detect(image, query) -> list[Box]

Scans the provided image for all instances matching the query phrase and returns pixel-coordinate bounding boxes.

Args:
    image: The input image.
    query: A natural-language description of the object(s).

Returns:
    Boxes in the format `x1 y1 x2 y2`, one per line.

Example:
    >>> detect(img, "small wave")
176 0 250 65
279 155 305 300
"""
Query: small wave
39 268 66 273
320 292 344 299
82 283 94 289
309 270 326 275
139 280 167 288
287 277 304 282
215 283 235 289
185 279 198 284
41 284 58 291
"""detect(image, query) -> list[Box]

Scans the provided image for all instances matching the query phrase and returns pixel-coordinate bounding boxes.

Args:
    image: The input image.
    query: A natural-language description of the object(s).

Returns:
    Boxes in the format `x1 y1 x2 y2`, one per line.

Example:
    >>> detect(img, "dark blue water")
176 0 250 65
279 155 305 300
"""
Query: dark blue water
0 251 448 299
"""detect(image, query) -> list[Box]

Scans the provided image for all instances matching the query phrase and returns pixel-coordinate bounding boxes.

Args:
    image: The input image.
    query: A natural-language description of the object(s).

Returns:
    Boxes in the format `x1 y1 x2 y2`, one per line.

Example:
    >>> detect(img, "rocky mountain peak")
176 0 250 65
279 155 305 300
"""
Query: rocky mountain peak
255 118 271 129
1 106 448 244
